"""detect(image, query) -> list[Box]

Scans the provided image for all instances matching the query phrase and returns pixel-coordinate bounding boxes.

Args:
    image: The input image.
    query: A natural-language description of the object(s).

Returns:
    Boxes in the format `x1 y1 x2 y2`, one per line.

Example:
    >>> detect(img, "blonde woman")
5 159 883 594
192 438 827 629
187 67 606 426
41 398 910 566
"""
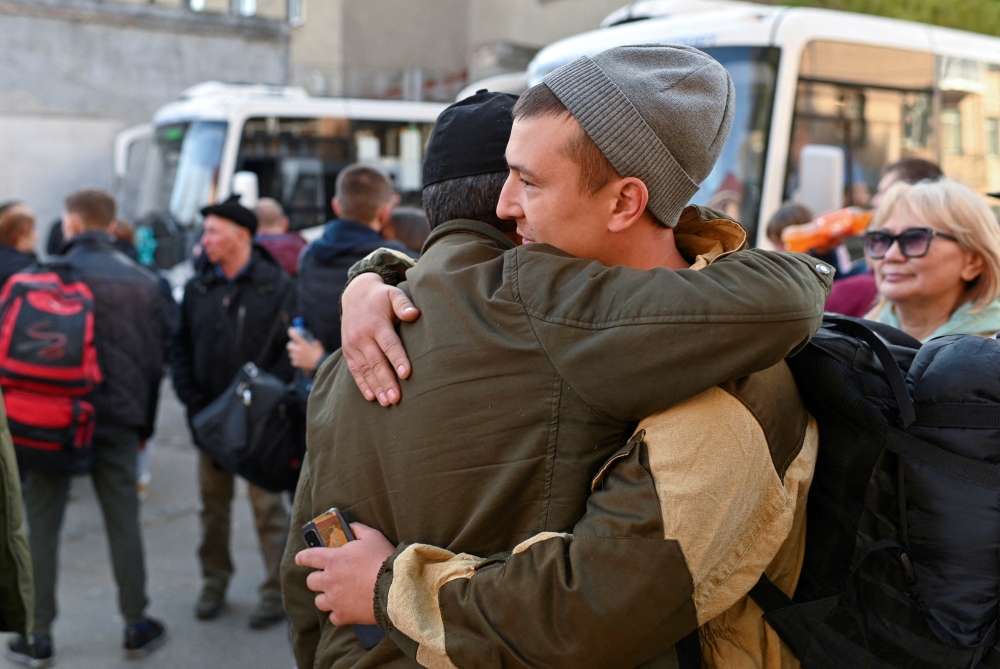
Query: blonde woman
864 179 1000 341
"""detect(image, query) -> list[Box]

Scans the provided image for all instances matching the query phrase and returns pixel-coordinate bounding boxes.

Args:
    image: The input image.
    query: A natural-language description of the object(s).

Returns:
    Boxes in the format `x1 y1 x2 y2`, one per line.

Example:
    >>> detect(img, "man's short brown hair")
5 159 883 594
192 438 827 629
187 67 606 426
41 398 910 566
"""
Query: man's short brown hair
335 164 394 224
0 209 34 248
511 84 621 195
65 189 116 231
883 158 943 185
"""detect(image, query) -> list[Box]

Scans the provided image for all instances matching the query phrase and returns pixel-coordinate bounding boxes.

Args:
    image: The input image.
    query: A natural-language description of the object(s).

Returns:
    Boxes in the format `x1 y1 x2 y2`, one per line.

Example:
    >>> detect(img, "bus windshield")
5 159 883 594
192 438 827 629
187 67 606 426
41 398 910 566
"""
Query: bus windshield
688 46 780 242
168 121 227 226
133 121 227 228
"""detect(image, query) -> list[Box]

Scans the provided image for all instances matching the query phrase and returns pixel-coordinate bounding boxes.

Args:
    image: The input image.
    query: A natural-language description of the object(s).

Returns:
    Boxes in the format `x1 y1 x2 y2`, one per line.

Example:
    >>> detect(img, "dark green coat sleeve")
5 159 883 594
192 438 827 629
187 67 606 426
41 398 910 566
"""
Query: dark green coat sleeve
515 247 832 421
281 454 324 669
373 437 696 669
0 390 33 636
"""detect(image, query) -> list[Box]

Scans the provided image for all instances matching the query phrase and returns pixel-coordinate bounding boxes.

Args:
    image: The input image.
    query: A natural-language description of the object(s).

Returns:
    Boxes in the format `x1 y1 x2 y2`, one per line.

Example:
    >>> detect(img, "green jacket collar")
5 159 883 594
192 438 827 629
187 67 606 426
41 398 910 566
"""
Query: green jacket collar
424 220 516 254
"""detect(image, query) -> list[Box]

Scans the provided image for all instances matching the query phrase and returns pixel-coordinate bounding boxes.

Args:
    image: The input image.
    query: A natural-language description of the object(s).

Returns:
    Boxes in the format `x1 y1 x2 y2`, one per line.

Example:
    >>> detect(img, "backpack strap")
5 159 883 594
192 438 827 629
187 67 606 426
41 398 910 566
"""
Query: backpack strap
885 426 1000 490
749 573 794 614
822 315 916 427
915 403 1000 430
981 645 1000 668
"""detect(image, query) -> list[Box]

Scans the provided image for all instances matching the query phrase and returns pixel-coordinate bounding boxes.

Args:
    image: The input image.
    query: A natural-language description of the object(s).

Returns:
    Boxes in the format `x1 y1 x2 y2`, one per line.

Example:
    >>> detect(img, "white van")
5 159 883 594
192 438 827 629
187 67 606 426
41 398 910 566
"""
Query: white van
113 83 445 267
529 4 1000 246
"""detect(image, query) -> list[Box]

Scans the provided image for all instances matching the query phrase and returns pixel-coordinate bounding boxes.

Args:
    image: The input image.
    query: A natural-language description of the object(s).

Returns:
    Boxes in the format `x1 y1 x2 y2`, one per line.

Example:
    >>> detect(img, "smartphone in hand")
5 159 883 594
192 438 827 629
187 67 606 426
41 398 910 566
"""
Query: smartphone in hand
300 508 387 650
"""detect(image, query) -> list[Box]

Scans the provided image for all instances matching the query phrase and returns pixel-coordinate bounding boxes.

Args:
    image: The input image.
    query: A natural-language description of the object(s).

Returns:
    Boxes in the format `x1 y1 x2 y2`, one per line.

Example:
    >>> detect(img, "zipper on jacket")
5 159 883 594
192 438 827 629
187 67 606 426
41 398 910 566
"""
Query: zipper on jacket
237 303 246 349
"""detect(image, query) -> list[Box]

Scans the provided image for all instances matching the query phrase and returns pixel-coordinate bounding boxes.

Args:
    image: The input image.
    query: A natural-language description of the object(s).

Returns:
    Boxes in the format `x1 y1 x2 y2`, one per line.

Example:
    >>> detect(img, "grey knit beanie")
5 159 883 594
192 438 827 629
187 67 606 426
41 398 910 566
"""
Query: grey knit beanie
543 44 735 228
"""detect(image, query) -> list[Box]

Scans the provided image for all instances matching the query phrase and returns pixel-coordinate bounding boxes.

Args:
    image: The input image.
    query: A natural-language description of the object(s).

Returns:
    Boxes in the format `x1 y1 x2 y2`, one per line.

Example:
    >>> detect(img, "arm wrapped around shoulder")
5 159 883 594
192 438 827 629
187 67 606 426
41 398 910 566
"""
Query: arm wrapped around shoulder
346 248 417 287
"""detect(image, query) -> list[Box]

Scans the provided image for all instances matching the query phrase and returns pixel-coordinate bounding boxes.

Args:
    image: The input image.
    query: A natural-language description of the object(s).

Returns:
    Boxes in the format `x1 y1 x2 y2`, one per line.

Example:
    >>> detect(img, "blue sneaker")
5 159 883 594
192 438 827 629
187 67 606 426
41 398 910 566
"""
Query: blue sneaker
123 617 167 659
4 633 54 668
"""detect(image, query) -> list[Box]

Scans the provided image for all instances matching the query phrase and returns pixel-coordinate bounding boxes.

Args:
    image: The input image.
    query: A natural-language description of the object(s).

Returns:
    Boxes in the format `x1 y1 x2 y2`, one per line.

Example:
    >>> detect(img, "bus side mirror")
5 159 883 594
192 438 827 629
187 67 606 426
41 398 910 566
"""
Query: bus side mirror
232 171 260 208
796 145 844 215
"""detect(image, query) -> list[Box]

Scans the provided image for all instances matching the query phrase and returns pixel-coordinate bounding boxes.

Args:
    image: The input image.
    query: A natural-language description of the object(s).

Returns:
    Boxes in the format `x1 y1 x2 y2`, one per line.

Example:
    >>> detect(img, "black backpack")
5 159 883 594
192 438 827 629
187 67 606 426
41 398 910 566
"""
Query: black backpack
750 314 1000 669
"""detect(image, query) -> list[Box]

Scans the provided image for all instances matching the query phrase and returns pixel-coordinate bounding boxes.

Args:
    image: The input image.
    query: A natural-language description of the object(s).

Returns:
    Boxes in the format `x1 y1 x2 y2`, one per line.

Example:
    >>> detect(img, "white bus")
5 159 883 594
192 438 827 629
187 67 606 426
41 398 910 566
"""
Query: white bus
529 2 1000 247
113 82 445 268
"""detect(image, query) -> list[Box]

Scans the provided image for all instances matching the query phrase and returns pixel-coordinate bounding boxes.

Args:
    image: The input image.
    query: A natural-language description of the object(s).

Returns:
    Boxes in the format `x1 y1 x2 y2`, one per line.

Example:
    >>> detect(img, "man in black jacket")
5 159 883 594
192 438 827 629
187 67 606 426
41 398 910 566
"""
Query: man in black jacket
287 164 415 375
7 189 169 666
171 195 294 629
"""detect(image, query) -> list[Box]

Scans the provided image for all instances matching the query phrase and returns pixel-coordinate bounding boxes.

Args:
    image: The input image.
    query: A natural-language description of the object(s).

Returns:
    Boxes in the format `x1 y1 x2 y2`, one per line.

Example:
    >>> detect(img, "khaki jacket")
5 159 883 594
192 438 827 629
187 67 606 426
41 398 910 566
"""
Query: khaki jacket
282 208 833 669
0 389 33 636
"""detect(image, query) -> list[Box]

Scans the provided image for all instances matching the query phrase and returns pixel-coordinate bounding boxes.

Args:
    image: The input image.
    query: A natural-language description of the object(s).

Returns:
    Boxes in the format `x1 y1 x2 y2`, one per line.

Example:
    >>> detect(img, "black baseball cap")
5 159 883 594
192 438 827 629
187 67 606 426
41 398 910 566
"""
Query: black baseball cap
423 90 518 188
201 195 258 235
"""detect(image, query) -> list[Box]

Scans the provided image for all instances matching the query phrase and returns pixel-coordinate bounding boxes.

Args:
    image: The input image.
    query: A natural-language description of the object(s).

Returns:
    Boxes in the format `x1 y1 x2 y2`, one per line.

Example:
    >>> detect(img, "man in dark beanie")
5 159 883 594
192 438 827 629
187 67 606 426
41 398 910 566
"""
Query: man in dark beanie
284 46 833 669
171 194 294 629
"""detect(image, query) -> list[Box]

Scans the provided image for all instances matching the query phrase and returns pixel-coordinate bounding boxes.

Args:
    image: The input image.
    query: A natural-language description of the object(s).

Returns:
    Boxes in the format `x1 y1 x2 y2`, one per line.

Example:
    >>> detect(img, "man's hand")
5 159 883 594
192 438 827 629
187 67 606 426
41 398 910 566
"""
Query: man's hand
295 523 396 626
287 328 326 372
341 273 420 406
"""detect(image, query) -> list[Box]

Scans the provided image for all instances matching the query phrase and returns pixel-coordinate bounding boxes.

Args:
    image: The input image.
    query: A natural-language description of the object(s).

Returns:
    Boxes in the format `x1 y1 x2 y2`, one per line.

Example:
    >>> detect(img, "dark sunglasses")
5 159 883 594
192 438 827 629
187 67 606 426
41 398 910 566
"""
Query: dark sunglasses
863 227 959 259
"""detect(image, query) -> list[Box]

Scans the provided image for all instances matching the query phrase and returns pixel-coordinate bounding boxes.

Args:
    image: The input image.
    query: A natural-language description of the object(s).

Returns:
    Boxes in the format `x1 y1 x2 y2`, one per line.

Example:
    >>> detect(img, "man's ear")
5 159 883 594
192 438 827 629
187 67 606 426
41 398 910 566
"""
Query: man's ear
374 201 395 232
332 197 342 219
607 177 649 233
61 212 84 239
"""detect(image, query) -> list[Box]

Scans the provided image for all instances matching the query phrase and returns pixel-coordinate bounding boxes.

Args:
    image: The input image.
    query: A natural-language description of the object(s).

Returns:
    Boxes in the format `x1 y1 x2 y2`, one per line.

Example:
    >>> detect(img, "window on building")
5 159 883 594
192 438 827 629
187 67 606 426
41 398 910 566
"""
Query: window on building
988 117 1000 157
941 107 963 155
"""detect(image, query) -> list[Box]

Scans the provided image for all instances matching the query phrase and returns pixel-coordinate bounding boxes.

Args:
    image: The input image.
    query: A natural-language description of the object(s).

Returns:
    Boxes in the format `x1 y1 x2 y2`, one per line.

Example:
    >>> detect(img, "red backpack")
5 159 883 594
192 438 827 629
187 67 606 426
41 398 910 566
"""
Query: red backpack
0 265 102 474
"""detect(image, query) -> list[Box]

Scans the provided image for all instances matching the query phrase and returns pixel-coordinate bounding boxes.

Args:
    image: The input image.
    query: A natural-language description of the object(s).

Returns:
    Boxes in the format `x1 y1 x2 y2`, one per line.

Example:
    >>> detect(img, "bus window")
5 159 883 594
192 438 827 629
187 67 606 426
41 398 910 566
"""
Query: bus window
236 117 434 230
169 121 227 227
687 46 780 243
786 42 936 209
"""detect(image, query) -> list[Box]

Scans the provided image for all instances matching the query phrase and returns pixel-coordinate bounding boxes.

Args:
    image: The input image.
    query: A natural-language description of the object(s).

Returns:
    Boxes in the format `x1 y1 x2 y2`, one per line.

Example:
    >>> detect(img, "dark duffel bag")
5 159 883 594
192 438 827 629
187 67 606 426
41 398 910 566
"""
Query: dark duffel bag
191 362 305 493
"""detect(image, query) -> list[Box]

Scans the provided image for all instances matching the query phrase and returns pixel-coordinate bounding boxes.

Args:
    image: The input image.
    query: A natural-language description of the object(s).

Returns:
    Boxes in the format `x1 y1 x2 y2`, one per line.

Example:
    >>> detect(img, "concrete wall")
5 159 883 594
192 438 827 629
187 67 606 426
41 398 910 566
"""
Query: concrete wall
341 0 468 100
288 0 627 100
289 0 344 96
0 0 289 234
468 0 624 50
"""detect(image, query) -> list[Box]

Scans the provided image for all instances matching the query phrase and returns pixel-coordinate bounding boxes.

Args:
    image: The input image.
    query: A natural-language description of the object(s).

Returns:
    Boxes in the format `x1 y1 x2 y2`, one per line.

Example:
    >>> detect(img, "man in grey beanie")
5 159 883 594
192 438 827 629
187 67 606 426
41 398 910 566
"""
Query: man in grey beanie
284 45 829 669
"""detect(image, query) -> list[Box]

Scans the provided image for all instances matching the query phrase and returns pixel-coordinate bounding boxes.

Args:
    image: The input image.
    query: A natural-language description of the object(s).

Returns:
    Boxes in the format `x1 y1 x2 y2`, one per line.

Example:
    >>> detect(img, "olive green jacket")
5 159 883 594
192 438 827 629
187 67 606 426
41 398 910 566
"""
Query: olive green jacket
282 208 833 669
0 389 33 636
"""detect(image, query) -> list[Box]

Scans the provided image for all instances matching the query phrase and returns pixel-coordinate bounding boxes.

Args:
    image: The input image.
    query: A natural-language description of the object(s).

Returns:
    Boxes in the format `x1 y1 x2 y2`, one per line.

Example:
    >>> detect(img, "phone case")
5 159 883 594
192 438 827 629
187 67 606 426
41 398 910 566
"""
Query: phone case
299 507 387 650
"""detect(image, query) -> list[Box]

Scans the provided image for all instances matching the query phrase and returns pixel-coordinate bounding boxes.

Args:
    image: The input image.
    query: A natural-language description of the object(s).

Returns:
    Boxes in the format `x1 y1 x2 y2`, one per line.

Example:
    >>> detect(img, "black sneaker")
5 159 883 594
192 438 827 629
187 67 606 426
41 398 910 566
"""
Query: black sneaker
123 617 167 659
4 633 54 668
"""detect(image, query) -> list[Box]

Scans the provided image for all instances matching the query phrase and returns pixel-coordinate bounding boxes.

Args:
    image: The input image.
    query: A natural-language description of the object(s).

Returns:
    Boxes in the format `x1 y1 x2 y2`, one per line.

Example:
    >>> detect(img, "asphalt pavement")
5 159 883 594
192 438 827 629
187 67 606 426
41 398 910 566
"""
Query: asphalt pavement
1 382 297 669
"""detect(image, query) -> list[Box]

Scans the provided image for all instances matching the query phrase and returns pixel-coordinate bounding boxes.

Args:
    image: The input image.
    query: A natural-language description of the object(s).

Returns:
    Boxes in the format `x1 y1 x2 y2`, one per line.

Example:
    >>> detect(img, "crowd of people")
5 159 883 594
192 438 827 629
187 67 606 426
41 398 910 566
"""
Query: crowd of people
0 165 428 665
0 41 998 669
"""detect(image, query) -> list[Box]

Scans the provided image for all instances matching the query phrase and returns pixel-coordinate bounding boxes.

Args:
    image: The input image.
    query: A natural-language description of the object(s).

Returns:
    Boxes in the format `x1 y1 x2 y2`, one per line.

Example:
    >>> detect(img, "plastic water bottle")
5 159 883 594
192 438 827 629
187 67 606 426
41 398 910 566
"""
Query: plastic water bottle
292 317 315 343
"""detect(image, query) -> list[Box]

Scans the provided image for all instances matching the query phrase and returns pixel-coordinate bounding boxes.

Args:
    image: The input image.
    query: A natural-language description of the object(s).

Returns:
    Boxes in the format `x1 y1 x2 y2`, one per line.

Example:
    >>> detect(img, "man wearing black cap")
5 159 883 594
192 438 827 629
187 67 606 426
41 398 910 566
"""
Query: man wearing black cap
171 194 294 628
